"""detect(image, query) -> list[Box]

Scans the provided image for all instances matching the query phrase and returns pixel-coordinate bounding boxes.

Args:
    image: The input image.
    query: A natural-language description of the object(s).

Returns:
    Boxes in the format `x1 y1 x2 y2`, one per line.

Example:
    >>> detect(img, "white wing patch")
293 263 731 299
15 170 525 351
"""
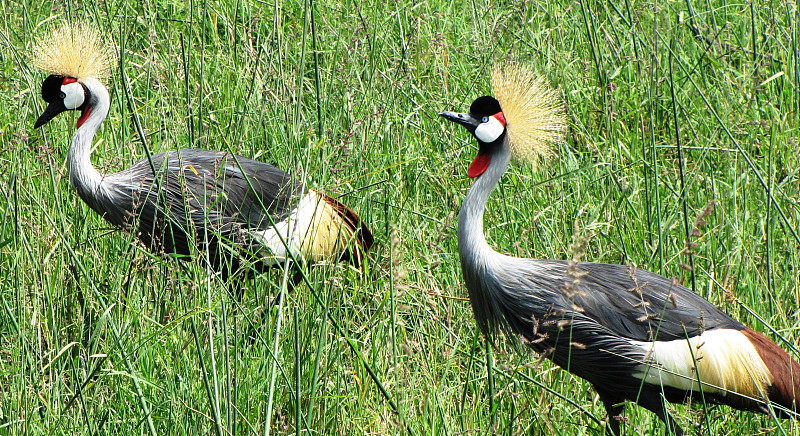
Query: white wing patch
631 329 772 398
250 190 347 266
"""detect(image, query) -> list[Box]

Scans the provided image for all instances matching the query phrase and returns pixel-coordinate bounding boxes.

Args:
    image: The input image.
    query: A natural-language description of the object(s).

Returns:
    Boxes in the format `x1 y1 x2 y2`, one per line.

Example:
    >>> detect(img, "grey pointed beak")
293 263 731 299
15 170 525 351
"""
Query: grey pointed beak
34 100 68 129
439 111 480 131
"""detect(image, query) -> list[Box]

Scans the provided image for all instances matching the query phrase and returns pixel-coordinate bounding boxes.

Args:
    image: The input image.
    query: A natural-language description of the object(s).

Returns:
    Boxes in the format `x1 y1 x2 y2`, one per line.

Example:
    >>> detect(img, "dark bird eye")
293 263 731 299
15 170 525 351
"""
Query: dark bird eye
481 116 489 123
59 92 66 99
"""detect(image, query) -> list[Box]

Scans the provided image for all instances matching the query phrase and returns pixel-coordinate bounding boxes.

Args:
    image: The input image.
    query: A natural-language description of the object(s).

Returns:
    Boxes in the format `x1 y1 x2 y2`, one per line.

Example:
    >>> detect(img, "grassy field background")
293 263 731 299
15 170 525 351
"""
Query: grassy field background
1 0 799 434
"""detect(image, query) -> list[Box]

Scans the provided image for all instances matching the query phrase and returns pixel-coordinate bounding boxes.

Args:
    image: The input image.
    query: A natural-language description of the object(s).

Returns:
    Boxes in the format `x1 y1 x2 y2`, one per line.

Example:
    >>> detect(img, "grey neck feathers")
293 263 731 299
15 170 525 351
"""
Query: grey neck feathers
457 141 513 336
68 78 111 207
458 142 511 265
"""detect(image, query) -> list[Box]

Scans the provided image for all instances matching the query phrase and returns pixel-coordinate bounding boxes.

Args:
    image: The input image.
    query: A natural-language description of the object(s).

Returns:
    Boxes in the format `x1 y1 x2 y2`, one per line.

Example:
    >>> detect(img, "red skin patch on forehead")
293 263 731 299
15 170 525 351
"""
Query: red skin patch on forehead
493 111 506 126
62 77 77 85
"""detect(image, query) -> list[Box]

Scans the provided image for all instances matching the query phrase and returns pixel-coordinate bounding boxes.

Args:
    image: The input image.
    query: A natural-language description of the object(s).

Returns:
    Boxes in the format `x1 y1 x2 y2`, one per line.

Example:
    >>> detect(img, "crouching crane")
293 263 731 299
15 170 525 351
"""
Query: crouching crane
440 64 800 435
32 25 372 279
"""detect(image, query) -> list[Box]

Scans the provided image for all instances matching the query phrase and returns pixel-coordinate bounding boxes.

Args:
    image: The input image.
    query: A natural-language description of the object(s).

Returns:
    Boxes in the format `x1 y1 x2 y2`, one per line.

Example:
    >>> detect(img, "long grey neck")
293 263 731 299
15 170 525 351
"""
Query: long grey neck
458 142 513 336
458 143 511 266
68 78 111 205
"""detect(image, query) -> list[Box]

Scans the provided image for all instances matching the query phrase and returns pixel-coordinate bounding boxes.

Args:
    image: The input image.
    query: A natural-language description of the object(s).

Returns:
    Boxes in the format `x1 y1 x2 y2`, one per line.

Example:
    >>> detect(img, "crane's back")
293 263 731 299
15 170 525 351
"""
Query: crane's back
92 149 304 268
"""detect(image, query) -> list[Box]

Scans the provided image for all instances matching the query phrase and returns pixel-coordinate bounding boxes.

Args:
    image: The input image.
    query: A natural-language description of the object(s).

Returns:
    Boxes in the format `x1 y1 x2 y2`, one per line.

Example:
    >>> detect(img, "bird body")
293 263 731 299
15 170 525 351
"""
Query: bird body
442 64 800 435
33 25 371 275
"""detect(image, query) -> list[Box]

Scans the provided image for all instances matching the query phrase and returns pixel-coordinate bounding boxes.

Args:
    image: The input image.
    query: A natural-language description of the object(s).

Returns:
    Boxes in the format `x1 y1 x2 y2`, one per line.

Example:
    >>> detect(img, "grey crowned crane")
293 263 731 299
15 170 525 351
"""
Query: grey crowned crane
32 25 372 279
440 64 800 435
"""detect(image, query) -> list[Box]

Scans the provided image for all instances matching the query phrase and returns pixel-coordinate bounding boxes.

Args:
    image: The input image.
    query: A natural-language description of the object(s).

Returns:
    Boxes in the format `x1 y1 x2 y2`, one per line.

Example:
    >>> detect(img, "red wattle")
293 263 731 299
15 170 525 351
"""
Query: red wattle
468 154 491 178
76 107 92 128
493 111 506 126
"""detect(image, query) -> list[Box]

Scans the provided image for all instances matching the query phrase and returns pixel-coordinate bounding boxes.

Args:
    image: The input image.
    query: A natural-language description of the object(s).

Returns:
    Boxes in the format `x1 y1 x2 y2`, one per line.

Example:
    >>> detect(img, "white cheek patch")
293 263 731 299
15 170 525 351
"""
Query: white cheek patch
61 82 85 110
474 115 505 143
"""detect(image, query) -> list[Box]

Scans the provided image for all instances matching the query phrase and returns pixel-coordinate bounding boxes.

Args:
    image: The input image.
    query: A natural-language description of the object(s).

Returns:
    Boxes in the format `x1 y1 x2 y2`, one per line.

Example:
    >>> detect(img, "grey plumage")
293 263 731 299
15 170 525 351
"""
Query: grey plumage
35 74 372 277
88 150 303 270
478 258 744 343
443 94 800 435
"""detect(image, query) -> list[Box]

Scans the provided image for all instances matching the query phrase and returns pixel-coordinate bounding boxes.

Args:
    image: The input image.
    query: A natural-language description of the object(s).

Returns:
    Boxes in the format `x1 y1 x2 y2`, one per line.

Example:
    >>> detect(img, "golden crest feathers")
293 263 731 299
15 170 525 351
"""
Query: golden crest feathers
491 64 566 162
33 23 114 82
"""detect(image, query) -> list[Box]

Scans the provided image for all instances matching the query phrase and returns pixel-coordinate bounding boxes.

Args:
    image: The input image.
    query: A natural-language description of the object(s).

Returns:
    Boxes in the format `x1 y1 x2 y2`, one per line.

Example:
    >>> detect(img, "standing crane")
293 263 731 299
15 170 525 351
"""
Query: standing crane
440 64 800 435
32 25 372 280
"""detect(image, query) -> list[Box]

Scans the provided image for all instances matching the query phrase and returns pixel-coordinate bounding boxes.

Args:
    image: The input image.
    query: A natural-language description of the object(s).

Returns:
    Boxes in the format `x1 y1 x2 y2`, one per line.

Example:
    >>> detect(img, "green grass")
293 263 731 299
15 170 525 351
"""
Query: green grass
1 0 799 434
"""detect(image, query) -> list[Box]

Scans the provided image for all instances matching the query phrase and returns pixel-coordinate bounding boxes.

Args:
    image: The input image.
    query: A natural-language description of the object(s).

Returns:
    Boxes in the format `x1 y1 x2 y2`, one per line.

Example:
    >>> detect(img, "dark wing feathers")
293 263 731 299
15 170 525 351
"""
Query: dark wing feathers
99 149 304 258
481 262 648 386
201 152 302 229
491 259 743 344
573 261 744 339
476 258 746 392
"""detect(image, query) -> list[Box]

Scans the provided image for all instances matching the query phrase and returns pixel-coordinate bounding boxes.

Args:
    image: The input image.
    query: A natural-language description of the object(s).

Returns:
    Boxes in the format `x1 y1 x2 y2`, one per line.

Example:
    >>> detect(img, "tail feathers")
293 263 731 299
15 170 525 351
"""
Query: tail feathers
320 193 374 268
741 328 800 417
